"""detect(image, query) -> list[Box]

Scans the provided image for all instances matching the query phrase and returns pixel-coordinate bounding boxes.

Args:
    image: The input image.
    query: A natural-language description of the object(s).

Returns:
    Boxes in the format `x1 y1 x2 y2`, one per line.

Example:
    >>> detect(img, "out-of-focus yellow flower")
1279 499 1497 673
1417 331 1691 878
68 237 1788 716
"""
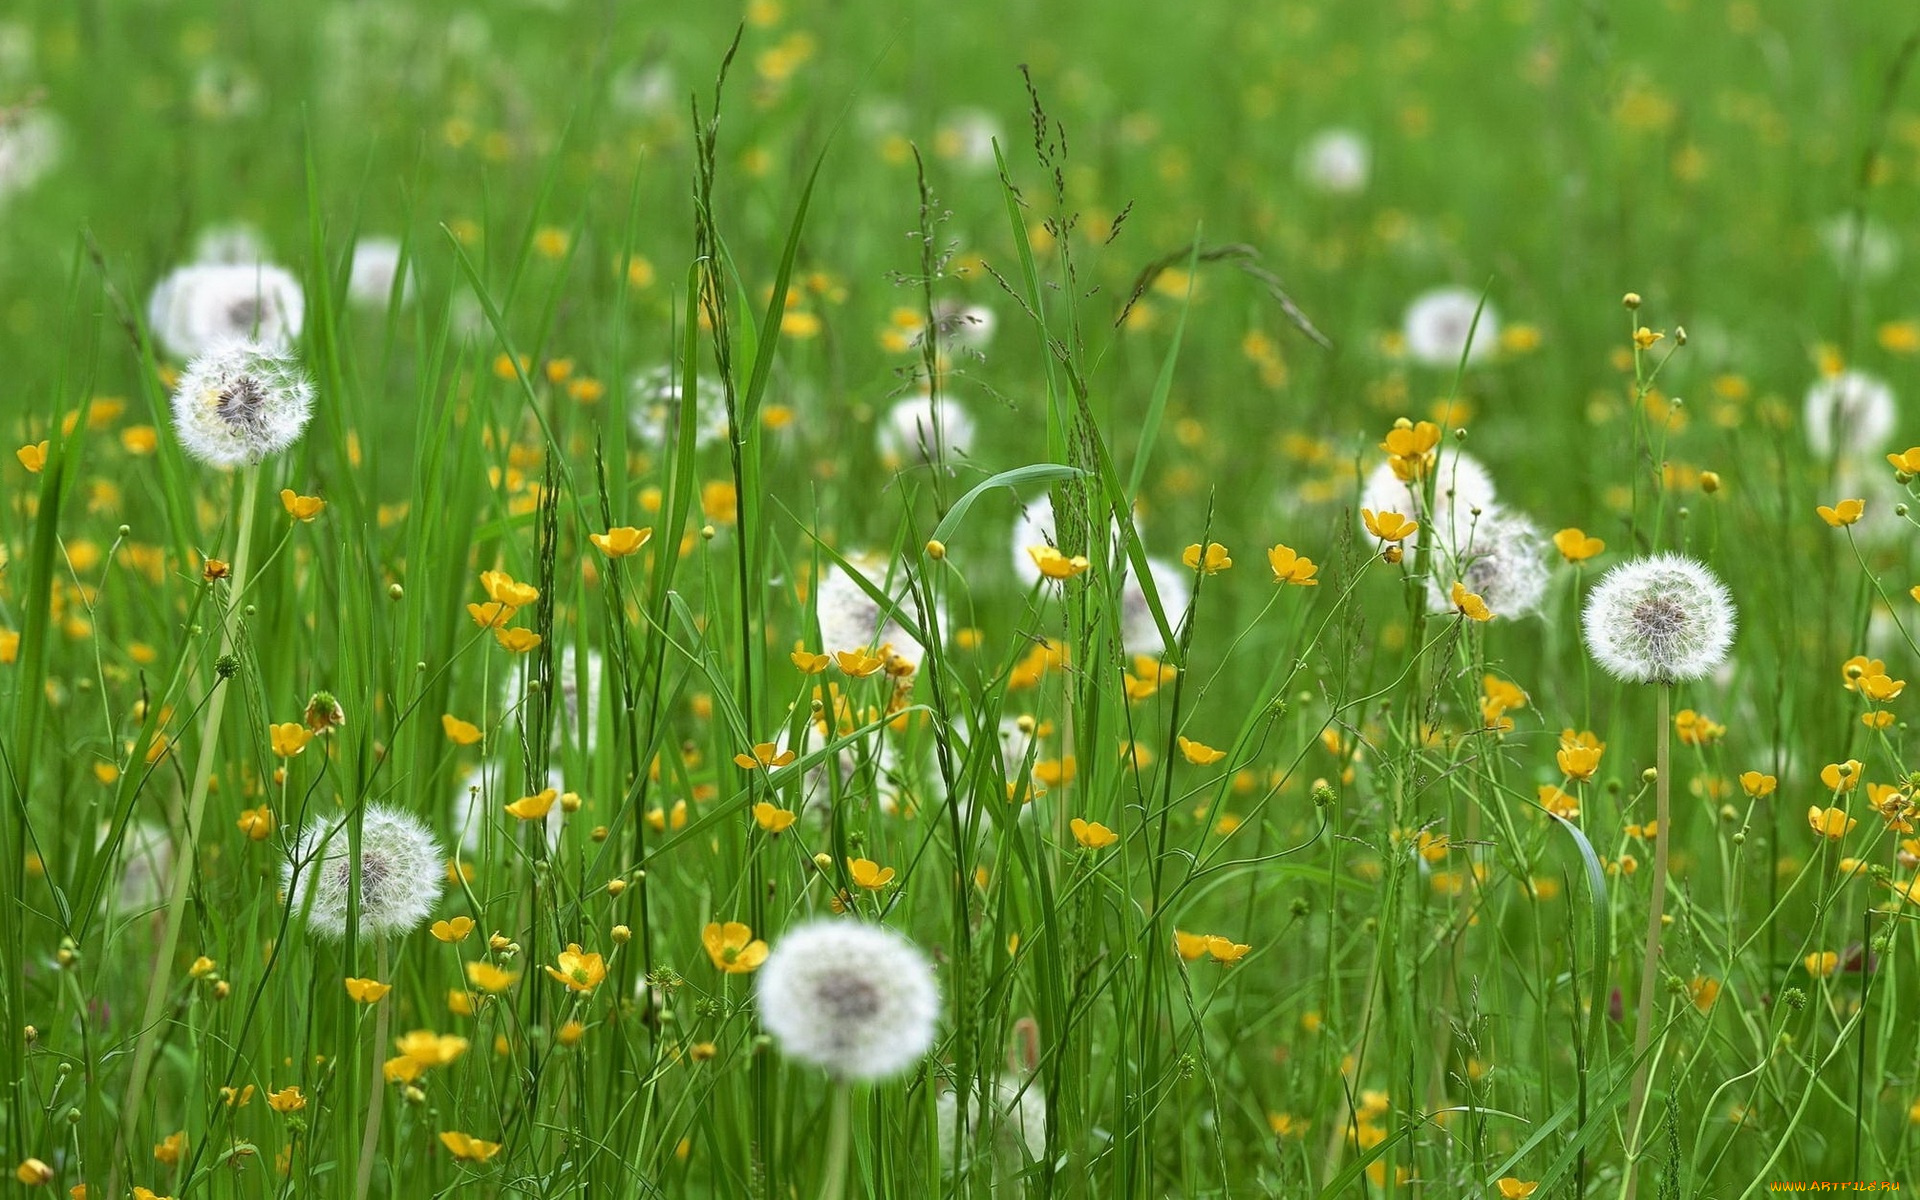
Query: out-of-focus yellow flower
465 961 518 994
1804 950 1839 978
345 978 392 1003
734 742 796 770
504 788 558 820
439 1131 503 1163
442 714 483 745
16 442 49 473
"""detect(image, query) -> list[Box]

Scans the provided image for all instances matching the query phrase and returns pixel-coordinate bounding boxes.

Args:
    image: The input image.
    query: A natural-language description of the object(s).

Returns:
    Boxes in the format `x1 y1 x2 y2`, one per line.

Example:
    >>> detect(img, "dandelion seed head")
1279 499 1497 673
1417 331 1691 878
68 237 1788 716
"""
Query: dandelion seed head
1803 369 1896 458
877 392 975 468
0 109 61 205
148 262 305 359
1298 128 1370 195
755 919 939 1080
815 553 930 669
627 365 728 448
1121 556 1190 657
937 1075 1048 1176
284 802 443 941
1582 552 1736 683
1403 287 1498 368
347 237 414 309
1425 509 1550 619
169 341 314 468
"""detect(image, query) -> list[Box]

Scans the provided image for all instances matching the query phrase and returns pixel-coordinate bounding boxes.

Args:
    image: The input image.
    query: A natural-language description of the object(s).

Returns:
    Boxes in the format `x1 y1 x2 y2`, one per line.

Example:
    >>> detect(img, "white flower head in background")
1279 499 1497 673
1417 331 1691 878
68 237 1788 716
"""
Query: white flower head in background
1819 212 1898 282
1424 508 1550 619
755 919 940 1081
0 107 60 206
814 553 932 670
877 392 974 469
169 341 314 468
1121 556 1190 657
935 108 1002 172
1402 287 1498 368
1298 128 1370 195
191 222 270 267
104 820 174 917
1359 447 1498 541
347 237 414 310
1582 552 1735 684
284 802 444 941
1803 369 1896 458
628 364 729 449
148 261 305 359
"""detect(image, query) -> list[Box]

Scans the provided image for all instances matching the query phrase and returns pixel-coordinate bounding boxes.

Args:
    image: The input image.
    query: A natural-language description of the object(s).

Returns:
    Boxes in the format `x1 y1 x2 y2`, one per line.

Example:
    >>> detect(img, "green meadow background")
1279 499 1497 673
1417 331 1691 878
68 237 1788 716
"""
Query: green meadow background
2 0 1919 1196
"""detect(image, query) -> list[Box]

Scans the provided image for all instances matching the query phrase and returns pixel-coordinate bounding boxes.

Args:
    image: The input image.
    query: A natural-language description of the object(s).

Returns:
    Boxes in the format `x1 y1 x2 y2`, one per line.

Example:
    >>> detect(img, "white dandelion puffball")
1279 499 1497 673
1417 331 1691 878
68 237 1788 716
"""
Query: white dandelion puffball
148 261 305 359
939 302 996 351
1423 508 1550 619
1298 128 1370 195
756 919 940 1081
169 341 314 468
104 820 174 916
937 1075 1049 1176
1582 553 1736 683
451 762 566 855
191 222 270 267
877 393 975 468
628 365 729 449
284 802 444 940
1402 287 1498 368
1819 212 1898 281
1359 448 1498 537
1121 555 1191 657
0 109 61 206
815 553 933 669
347 237 414 309
500 646 604 753
936 108 1002 172
1804 370 1896 458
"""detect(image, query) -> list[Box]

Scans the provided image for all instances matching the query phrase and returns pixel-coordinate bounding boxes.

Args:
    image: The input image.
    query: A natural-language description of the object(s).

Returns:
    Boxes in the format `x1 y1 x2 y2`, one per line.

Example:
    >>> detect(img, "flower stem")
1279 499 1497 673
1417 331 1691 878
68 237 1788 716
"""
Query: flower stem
1623 681 1672 1200
818 1081 853 1200
355 938 391 1200
112 464 261 1182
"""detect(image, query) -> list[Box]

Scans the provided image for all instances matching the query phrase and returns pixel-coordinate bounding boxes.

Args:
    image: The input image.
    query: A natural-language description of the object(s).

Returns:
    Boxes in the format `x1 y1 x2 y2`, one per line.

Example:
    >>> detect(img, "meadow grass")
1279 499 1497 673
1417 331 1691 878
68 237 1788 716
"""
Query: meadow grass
2 2 1920 1197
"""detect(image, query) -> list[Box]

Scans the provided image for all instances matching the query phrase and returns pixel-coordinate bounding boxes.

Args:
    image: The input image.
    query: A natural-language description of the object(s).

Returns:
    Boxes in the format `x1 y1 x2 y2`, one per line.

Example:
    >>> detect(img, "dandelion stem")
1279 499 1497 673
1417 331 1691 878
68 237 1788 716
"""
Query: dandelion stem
355 938 391 1200
818 1081 853 1200
112 464 261 1184
1623 680 1672 1200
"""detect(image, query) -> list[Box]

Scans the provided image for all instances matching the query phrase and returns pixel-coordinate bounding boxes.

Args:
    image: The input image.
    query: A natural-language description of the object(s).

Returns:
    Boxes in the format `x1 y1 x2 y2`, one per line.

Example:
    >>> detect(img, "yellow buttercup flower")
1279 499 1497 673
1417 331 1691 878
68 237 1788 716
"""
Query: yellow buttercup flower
1266 543 1319 586
1803 950 1839 978
1556 730 1604 780
733 742 797 770
847 857 895 890
1807 806 1856 840
1027 545 1091 580
1817 498 1864 527
1497 1181 1539 1199
790 647 830 673
589 526 652 558
1182 542 1232 574
1451 581 1492 621
1177 736 1227 765
833 648 887 677
439 1131 503 1163
266 1086 306 1113
465 961 519 993
504 788 558 820
442 714 483 745
467 601 517 629
479 569 540 607
494 627 542 652
153 1130 186 1165
16 441 49 474
279 489 326 521
1739 771 1777 798
753 801 797 833
1361 509 1418 542
431 916 475 942
1205 936 1251 963
1173 930 1211 961
1821 760 1863 792
345 977 392 1003
1069 817 1118 849
270 722 312 758
702 922 770 974
236 805 275 840
545 944 607 992
1551 528 1605 562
